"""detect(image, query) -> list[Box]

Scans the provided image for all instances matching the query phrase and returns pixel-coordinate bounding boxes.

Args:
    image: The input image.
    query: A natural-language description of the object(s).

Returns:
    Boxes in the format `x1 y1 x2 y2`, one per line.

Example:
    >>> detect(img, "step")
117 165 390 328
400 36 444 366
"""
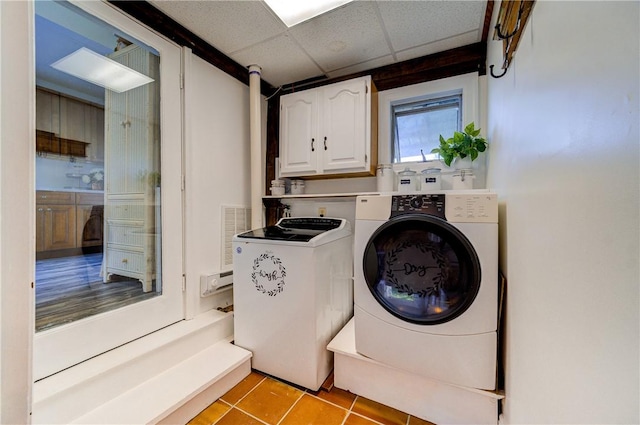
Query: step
33 310 251 424
72 340 251 424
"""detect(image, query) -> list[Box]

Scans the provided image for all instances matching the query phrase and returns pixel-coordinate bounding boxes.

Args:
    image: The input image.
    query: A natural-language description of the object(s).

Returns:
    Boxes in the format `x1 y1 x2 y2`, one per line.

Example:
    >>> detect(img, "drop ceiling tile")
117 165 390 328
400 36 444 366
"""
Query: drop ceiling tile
149 0 285 54
230 34 324 87
376 0 486 52
288 1 391 73
395 31 480 62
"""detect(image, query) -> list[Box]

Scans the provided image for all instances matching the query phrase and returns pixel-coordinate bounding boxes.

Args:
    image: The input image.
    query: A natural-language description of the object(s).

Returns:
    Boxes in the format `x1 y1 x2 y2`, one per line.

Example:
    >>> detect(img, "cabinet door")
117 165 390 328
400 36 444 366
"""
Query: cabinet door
321 78 368 172
76 204 103 248
105 89 128 193
35 89 60 135
59 96 88 143
85 105 105 162
279 90 319 176
43 205 77 251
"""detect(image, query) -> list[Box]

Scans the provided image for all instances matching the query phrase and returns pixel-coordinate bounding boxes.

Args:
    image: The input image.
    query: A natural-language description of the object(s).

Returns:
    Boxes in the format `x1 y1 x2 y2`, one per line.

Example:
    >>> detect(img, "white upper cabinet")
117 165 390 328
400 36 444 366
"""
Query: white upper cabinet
279 89 319 176
279 76 377 178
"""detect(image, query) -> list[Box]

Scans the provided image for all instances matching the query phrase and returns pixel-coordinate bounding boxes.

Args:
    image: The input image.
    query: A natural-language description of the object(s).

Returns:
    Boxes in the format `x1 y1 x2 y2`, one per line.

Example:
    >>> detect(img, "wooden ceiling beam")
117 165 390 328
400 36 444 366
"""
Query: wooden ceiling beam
280 42 486 94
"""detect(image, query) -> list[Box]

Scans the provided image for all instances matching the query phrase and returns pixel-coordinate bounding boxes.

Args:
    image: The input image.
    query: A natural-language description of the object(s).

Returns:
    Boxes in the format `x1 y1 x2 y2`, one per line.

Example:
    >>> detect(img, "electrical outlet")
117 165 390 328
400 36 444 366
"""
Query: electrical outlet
318 207 327 217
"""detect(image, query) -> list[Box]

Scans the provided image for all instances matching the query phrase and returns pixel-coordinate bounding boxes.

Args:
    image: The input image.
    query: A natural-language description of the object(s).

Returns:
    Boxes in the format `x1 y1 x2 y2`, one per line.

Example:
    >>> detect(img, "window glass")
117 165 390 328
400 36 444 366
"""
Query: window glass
34 1 162 331
391 94 461 163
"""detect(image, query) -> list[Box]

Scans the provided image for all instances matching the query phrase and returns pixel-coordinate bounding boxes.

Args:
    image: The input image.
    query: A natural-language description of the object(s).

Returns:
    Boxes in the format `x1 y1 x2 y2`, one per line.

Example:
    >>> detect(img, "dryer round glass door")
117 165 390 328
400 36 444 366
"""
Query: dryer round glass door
363 214 481 325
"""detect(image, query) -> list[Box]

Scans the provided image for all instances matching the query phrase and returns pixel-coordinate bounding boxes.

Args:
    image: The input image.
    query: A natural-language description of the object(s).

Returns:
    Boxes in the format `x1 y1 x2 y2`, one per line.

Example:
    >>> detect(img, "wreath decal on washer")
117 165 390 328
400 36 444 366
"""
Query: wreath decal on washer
384 240 449 297
251 251 287 296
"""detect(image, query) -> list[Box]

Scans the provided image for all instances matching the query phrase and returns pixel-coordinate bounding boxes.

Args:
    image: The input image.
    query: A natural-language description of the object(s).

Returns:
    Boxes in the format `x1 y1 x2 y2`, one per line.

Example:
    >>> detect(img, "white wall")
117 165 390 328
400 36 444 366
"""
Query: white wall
183 52 262 316
0 1 33 423
486 2 639 423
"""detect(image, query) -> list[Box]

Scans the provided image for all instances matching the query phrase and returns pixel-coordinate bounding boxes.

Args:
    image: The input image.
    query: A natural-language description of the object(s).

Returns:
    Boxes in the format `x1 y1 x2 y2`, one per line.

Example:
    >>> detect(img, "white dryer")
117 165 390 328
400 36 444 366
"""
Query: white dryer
354 191 498 390
233 217 353 391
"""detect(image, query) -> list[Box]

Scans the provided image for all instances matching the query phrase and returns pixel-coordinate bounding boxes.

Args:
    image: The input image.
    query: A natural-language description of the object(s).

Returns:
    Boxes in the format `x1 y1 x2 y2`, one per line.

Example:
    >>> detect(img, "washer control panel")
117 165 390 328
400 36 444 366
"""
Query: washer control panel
391 194 446 219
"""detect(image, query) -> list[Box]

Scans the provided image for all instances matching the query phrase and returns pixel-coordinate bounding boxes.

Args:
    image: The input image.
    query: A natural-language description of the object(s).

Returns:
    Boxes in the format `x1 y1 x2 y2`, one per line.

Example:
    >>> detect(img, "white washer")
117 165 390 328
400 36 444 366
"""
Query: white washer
354 191 498 390
232 217 353 390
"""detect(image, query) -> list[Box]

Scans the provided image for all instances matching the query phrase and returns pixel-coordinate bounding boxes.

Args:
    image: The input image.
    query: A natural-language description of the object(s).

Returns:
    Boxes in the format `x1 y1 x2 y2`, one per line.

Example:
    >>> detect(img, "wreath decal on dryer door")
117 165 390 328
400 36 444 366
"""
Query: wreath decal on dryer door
251 251 286 296
385 240 449 297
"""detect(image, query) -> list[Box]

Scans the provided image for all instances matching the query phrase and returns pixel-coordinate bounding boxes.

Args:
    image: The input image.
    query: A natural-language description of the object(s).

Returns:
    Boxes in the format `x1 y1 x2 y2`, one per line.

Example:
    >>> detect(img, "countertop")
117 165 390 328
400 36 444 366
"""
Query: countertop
37 187 104 194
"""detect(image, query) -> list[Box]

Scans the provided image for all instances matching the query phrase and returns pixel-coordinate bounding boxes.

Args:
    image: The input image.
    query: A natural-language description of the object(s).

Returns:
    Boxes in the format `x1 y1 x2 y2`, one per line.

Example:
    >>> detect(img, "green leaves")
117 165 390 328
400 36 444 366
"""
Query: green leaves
431 122 487 167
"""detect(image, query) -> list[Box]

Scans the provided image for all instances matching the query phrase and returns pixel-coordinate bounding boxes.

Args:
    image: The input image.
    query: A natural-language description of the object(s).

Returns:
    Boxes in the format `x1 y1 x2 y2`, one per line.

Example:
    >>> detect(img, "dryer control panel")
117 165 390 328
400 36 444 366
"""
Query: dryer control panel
444 193 498 223
391 194 446 218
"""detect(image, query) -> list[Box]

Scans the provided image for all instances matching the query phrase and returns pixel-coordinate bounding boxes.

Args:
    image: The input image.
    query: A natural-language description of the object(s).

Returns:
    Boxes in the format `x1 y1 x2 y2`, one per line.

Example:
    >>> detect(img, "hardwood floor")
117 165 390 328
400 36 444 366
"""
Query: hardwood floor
35 253 158 332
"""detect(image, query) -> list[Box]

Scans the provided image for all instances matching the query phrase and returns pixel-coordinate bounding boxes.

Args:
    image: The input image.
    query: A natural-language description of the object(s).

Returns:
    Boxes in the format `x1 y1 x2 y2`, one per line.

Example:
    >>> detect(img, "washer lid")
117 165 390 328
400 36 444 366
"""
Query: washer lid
237 217 347 243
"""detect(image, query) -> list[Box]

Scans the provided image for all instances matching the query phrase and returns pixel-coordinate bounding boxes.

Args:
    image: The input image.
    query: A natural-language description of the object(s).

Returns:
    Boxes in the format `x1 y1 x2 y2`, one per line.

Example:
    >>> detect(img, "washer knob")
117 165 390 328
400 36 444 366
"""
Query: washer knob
410 196 423 209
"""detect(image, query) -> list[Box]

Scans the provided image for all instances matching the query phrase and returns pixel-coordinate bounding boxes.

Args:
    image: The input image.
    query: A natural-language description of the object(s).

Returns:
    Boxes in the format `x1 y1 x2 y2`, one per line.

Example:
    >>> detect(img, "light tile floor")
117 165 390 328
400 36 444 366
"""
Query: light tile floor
188 370 435 425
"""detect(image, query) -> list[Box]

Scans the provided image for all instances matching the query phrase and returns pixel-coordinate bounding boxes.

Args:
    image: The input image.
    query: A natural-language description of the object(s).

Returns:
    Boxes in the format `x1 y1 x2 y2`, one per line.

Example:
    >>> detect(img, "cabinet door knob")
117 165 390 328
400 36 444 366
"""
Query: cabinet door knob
324 136 327 150
122 258 128 264
311 138 315 152
37 208 44 212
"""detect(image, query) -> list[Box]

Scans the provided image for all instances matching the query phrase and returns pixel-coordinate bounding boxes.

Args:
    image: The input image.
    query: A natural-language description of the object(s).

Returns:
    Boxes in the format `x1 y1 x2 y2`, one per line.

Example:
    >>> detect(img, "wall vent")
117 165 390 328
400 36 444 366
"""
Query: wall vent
222 205 251 270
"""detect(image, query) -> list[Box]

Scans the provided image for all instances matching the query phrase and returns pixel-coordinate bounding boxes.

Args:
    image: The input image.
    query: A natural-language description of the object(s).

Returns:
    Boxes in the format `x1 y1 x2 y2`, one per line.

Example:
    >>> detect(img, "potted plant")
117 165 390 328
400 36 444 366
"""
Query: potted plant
431 122 487 168
82 168 104 190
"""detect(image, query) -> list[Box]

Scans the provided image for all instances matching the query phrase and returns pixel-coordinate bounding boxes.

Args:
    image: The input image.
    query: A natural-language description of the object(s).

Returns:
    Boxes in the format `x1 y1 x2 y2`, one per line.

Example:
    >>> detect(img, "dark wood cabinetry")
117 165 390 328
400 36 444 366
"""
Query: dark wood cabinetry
36 191 77 253
35 88 103 159
36 191 104 258
36 130 88 157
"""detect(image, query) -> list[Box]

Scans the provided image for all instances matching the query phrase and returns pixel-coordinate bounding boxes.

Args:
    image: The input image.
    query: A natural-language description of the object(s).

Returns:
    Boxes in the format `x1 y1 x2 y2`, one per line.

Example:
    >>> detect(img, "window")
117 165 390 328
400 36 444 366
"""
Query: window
377 72 479 166
392 94 461 163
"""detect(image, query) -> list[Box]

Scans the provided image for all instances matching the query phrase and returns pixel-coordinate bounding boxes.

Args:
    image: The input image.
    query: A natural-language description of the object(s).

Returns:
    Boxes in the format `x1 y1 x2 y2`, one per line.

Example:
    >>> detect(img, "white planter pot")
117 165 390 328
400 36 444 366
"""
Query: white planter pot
453 157 473 170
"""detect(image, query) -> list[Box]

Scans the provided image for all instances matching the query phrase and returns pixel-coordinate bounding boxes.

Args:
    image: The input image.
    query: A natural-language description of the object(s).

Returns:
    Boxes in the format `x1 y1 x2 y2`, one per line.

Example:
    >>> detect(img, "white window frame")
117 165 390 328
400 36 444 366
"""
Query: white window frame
378 72 480 166
391 93 463 163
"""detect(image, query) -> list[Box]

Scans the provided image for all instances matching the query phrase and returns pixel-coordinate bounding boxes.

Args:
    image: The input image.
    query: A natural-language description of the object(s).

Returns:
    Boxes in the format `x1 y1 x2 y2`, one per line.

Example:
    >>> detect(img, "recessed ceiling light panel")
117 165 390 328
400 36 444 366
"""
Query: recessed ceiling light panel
264 0 354 27
51 47 154 93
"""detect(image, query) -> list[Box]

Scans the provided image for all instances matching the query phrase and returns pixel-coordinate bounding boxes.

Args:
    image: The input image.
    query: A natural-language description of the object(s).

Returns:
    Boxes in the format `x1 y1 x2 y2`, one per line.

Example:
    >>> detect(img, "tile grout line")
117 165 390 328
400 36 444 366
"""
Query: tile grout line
302 392 388 425
348 411 389 425
230 375 268 407
303 390 352 412
299 390 353 425
347 395 405 425
348 395 359 412
275 390 306 425
214 400 270 425
233 406 272 425
213 375 271 425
